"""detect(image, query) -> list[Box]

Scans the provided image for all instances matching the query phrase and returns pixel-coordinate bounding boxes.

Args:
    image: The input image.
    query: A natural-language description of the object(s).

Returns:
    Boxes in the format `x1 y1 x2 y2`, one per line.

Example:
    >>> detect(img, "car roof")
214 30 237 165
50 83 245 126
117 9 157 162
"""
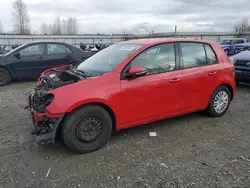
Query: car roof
232 50 250 60
222 38 246 40
23 41 71 45
120 38 217 45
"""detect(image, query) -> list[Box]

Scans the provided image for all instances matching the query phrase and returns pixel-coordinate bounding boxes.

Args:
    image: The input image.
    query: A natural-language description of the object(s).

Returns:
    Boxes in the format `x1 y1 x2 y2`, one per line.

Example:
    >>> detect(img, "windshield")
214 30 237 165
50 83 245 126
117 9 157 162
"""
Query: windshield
3 44 26 56
218 40 231 45
77 43 143 73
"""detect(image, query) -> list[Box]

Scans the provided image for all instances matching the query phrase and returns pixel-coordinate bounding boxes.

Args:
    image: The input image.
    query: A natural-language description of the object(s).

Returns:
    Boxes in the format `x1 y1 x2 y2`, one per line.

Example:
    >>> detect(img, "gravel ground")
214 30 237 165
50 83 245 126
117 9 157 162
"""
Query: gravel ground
0 81 250 188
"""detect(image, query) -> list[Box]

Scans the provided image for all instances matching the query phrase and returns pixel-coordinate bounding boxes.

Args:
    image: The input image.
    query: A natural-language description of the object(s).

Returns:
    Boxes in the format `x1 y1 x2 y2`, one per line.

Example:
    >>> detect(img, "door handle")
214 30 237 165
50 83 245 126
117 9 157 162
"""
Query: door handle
208 71 216 76
169 78 181 83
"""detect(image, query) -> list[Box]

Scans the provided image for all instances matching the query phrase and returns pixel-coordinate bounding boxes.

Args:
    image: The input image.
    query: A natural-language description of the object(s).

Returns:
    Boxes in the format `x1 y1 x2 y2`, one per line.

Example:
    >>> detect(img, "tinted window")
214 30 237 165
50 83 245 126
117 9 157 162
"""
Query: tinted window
180 43 207 68
204 44 217 64
47 44 72 54
238 40 244 44
19 44 44 56
130 43 176 75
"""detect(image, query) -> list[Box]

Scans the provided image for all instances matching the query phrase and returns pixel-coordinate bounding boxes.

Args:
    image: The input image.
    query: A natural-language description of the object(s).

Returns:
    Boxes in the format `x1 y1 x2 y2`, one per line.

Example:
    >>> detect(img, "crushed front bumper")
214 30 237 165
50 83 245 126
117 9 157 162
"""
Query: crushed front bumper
28 92 64 145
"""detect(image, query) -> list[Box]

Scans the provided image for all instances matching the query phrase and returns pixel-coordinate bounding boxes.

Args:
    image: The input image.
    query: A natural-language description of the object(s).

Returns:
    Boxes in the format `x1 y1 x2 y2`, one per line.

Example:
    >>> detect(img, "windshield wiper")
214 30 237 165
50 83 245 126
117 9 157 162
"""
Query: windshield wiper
77 70 91 77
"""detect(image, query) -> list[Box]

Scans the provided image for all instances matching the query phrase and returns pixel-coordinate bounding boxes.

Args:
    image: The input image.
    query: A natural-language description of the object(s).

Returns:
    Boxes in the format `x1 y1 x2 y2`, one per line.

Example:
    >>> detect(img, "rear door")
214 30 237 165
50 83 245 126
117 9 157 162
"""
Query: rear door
178 42 219 112
42 43 73 69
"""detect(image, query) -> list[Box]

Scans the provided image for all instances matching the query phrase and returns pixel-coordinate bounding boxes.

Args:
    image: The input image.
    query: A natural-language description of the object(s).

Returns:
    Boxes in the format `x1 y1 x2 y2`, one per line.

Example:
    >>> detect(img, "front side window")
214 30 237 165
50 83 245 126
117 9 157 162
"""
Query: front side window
180 43 207 68
47 44 72 54
130 43 176 75
77 43 142 73
19 44 44 56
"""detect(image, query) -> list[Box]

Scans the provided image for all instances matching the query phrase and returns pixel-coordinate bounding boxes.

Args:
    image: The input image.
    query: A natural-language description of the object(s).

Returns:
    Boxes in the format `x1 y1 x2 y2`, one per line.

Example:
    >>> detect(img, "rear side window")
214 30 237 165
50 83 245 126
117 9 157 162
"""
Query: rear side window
204 44 217 64
235 39 244 44
179 43 207 68
179 42 217 69
47 44 72 55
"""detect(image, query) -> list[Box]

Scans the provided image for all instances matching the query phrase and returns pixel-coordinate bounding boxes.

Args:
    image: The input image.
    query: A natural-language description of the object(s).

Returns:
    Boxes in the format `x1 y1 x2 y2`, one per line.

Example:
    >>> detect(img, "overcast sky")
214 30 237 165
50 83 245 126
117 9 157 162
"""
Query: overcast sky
0 0 250 34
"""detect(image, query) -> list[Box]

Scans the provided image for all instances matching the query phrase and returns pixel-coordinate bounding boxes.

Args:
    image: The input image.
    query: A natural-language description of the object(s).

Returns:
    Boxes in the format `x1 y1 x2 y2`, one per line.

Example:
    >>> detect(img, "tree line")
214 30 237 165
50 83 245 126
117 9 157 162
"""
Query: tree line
0 0 78 35
234 18 250 33
40 16 78 35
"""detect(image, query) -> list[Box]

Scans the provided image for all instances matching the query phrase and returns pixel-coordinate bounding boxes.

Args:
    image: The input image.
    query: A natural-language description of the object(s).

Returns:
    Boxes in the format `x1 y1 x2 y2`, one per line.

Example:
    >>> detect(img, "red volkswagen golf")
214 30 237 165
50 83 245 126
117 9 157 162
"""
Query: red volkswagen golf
28 38 236 153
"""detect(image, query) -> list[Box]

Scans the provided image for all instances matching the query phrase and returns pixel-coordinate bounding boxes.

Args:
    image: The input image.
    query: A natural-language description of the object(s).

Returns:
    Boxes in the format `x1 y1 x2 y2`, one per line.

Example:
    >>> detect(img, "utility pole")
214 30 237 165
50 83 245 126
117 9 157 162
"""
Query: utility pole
174 25 177 37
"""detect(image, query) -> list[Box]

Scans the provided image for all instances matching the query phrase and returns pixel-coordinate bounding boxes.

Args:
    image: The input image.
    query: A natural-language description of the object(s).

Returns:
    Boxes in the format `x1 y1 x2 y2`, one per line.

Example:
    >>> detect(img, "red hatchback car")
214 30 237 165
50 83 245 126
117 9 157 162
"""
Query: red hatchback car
28 38 236 153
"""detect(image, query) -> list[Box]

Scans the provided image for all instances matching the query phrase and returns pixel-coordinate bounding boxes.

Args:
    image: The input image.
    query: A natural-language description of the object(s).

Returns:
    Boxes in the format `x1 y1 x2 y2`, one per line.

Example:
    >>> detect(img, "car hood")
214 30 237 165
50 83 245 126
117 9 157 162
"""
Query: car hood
39 64 73 78
232 50 250 61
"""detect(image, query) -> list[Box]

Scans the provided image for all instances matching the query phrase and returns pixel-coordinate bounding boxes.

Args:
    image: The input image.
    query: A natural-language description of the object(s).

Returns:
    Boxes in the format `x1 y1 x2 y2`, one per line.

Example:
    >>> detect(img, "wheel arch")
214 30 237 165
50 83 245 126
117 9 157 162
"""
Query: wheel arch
210 83 234 102
54 102 117 142
0 65 12 78
219 83 234 101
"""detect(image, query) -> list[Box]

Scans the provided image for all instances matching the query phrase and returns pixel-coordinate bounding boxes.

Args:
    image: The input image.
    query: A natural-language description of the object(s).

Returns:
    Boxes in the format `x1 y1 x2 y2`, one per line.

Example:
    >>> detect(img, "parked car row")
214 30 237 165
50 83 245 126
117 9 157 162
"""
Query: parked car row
80 43 110 52
26 38 237 154
230 50 250 84
218 38 249 55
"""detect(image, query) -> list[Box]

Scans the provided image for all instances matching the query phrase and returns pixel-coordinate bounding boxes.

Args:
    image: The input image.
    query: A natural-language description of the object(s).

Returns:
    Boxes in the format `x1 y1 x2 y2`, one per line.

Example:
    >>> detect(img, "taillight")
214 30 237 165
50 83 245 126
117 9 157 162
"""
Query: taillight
229 56 235 65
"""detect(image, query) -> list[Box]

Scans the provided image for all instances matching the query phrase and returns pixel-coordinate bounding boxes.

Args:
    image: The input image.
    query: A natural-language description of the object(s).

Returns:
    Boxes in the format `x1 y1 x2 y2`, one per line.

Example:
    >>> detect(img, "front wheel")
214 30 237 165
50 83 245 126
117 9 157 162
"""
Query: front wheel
62 105 112 153
0 68 11 86
206 86 231 117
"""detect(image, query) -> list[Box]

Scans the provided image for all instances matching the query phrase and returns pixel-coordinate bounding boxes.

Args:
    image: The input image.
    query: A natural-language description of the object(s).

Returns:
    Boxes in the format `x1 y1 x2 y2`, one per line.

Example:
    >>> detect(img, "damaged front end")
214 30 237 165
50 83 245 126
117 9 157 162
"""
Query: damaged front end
27 65 88 144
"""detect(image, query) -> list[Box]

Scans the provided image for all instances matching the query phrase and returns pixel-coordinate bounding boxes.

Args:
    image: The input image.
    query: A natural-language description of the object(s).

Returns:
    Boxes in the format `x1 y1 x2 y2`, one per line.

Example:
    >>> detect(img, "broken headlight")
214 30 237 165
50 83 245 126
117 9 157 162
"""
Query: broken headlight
36 93 54 113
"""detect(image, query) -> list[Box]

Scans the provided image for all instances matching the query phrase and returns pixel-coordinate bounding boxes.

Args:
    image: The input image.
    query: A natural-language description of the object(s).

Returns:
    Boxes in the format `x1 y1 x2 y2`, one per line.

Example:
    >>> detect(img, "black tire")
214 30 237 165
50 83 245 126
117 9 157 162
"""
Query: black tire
224 49 229 55
0 68 11 86
206 86 231 117
62 105 112 153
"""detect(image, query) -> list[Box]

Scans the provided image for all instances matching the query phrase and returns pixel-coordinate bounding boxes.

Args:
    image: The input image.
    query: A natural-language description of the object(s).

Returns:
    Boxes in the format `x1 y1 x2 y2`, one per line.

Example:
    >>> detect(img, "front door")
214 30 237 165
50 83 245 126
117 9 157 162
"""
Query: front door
120 43 182 127
11 43 46 78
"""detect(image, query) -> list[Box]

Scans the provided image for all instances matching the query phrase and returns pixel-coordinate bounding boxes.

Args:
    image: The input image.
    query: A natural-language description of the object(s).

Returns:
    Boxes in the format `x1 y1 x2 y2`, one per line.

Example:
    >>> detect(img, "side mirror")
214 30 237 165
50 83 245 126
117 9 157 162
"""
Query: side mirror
128 66 147 78
14 52 21 59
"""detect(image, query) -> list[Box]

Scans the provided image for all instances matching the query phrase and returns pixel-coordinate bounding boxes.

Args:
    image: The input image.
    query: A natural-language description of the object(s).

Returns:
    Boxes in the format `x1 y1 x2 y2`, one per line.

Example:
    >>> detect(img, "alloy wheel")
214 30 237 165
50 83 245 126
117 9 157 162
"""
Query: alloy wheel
213 91 229 113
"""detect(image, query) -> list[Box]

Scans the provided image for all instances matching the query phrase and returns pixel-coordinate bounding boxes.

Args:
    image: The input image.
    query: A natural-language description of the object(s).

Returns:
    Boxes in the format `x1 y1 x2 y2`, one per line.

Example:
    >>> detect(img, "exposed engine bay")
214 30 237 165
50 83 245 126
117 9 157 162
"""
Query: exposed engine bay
28 65 89 113
37 66 87 90
27 65 91 141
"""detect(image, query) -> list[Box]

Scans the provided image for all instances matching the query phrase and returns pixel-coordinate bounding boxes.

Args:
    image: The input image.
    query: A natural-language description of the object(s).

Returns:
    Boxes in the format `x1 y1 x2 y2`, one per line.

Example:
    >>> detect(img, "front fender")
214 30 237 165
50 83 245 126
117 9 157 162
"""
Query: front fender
65 98 114 113
45 73 120 117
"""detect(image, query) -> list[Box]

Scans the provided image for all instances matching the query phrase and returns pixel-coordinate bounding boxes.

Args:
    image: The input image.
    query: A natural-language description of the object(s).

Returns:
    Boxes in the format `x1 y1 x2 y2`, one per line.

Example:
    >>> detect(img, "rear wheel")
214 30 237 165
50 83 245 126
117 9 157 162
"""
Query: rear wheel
0 68 11 86
62 105 112 153
206 86 231 117
224 49 229 55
